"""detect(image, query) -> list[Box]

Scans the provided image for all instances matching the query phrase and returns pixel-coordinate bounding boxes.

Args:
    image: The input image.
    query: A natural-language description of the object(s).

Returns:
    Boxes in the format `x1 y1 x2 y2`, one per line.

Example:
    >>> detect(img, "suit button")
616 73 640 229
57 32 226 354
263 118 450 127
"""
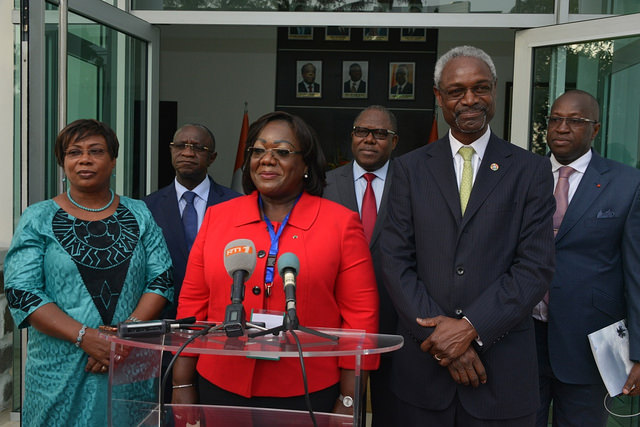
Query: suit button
252 286 261 295
456 266 465 275
455 309 463 316
257 250 266 258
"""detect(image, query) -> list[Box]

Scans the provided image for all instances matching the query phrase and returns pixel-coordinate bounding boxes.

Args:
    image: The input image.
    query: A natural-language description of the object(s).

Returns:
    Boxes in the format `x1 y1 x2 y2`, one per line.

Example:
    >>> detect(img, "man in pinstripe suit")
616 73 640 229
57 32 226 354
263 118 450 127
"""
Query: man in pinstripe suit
380 46 556 426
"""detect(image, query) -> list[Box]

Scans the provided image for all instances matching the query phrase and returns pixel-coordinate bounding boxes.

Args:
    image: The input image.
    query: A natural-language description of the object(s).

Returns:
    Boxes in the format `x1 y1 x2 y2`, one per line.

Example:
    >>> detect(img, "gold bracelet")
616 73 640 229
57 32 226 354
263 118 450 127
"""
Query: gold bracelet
172 384 194 389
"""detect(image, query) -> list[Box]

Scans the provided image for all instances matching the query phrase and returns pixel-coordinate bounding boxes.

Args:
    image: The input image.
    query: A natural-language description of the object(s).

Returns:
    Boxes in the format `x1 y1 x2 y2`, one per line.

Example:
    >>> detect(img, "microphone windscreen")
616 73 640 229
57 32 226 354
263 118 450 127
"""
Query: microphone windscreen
223 239 257 278
277 252 300 278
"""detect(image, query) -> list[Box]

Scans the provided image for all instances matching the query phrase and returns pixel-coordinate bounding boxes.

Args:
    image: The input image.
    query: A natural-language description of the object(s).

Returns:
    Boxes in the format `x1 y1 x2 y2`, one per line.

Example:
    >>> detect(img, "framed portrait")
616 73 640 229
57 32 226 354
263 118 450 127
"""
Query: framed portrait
363 28 388 41
342 61 368 99
389 62 415 100
325 26 350 41
296 60 322 98
288 27 313 40
400 28 426 42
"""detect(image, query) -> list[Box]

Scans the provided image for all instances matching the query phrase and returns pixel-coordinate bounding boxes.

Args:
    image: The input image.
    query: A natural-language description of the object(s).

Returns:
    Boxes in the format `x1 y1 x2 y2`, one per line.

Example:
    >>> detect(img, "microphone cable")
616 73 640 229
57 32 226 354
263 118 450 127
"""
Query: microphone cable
159 323 215 426
290 329 318 427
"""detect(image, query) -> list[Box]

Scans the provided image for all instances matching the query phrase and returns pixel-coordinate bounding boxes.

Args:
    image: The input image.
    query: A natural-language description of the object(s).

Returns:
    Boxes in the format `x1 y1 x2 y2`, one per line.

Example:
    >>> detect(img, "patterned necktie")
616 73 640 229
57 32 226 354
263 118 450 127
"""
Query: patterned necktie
553 166 576 236
458 147 475 215
361 173 377 243
182 191 198 251
352 82 357 92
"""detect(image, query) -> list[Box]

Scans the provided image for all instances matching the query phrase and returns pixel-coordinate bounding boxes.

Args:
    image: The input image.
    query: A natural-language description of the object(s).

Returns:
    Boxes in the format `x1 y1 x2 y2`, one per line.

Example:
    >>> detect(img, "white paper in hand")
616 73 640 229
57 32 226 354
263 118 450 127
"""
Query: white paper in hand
588 319 634 396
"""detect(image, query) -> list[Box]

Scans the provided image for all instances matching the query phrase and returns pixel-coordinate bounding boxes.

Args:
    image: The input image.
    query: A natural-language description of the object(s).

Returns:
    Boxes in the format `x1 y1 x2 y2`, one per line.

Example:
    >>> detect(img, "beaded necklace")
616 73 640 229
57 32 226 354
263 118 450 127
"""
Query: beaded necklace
67 188 115 212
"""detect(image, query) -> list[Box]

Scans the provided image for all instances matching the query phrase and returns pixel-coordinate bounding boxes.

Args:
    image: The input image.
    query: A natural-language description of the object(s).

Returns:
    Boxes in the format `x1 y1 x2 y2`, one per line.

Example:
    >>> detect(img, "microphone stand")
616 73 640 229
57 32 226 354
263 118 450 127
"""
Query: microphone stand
248 309 338 341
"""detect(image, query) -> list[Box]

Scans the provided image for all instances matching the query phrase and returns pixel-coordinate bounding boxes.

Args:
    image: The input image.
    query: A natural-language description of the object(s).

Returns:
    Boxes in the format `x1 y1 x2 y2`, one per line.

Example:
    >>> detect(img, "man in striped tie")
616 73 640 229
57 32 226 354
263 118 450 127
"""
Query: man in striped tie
534 90 640 427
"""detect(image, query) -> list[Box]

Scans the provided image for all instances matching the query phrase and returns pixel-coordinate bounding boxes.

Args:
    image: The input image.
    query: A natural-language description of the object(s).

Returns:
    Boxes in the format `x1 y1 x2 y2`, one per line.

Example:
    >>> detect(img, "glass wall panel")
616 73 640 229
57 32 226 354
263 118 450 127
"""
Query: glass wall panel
42 5 148 200
530 35 640 171
569 0 640 14
132 0 554 13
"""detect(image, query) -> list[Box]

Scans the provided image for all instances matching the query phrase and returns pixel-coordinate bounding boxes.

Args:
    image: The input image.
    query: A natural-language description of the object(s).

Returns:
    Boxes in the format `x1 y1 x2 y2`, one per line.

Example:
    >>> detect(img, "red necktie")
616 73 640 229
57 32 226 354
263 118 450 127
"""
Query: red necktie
361 173 377 242
308 84 313 92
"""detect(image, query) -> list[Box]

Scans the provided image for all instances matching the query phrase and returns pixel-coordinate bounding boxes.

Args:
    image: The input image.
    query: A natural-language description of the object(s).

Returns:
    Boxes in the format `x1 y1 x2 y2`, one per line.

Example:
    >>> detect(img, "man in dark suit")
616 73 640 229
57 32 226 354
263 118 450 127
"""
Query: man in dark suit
297 63 320 93
381 45 555 426
144 123 240 320
389 65 413 95
534 90 640 426
324 105 398 426
343 63 366 94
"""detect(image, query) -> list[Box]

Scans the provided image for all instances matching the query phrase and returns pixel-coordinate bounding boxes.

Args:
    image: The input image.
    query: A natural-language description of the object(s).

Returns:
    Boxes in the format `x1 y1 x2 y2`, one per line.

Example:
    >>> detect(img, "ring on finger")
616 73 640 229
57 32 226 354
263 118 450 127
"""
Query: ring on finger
434 354 442 361
101 365 108 372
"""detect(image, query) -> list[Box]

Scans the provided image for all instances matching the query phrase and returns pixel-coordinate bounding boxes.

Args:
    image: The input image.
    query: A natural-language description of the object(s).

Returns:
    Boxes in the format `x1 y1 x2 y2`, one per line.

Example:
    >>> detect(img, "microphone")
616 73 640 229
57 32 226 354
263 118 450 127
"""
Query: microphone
117 316 197 338
222 239 256 337
277 252 300 330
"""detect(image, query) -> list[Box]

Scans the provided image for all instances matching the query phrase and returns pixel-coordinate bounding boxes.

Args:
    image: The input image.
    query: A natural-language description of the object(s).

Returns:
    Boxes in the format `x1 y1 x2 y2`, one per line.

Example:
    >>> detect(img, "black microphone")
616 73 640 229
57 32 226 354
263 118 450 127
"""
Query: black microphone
222 239 256 337
117 316 197 338
277 252 300 330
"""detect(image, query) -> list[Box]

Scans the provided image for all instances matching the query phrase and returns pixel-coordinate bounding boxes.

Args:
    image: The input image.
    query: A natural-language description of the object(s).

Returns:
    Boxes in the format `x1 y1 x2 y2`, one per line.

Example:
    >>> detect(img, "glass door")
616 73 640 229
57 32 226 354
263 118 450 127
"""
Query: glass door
511 13 640 170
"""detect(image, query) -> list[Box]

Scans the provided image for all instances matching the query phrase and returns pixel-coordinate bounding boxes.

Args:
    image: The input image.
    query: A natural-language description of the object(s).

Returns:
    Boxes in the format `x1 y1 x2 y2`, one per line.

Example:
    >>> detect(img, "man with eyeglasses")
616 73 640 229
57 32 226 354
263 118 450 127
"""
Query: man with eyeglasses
324 105 398 426
144 123 240 321
380 45 555 426
533 90 640 426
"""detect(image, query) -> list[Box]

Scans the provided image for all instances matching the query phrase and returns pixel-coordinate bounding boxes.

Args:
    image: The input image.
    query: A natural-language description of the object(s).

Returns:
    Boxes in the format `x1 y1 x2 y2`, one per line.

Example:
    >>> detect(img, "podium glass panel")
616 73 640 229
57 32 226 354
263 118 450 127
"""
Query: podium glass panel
107 327 403 427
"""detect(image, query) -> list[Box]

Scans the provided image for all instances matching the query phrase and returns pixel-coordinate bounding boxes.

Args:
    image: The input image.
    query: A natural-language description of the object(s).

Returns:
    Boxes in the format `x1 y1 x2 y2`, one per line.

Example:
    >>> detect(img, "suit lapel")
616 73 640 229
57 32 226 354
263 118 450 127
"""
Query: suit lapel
336 164 359 212
555 151 610 242
426 138 463 222
461 135 512 228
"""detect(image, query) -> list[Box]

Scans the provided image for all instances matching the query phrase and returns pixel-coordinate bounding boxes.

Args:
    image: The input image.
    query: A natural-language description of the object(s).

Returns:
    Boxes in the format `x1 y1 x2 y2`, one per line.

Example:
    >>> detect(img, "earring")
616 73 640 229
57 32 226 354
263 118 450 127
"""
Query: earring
304 172 309 179
62 176 67 182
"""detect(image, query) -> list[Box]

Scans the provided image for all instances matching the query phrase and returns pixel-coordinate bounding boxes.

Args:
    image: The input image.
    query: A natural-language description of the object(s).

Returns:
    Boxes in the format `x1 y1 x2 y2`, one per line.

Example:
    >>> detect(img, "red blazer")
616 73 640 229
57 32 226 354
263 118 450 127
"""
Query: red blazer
178 191 379 397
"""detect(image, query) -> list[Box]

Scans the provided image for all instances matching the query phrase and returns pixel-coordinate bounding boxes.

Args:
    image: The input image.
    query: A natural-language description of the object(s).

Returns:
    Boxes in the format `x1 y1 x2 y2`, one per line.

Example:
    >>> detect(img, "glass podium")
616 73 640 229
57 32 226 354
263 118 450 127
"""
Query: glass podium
106 325 403 426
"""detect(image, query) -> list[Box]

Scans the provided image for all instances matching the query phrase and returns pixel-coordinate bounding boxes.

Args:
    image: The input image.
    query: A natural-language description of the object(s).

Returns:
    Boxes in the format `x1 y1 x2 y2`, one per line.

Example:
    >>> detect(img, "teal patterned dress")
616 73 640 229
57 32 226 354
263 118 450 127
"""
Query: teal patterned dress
4 196 173 427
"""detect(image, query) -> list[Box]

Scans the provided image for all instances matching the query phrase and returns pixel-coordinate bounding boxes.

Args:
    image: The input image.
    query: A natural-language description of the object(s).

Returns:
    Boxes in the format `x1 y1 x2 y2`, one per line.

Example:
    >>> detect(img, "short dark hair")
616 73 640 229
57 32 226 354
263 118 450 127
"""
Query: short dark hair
174 123 216 151
353 105 398 133
54 119 119 166
556 90 600 122
242 111 326 196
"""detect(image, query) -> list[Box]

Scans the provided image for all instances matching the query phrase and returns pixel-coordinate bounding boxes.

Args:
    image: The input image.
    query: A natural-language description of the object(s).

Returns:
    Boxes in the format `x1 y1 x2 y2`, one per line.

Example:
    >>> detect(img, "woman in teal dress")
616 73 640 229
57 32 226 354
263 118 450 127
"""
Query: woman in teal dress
4 119 173 426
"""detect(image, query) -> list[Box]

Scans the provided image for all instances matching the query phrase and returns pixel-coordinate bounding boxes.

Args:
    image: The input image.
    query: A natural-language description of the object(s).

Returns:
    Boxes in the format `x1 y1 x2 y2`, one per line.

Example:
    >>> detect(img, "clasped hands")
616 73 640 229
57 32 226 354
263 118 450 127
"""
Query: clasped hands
417 316 487 388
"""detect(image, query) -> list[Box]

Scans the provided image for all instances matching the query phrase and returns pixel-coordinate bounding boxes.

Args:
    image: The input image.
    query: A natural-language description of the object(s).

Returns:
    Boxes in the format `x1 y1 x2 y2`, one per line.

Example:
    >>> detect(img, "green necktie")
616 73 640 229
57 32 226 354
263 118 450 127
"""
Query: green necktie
459 146 475 215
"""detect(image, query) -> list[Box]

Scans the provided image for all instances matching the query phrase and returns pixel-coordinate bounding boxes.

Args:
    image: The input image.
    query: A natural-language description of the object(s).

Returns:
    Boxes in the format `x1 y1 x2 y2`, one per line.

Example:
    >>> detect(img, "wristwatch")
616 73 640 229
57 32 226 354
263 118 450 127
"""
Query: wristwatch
338 393 353 408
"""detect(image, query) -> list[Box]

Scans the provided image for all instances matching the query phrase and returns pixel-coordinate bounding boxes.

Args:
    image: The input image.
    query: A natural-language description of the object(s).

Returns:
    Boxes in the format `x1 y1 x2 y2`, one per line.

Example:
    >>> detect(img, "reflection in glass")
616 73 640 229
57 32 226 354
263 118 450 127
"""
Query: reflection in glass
530 36 640 170
132 0 554 13
569 0 640 14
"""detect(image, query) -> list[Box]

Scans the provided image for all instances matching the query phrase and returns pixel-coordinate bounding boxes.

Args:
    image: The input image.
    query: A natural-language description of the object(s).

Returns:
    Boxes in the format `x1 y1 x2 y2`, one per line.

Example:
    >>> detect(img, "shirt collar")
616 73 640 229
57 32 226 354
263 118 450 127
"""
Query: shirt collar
448 126 491 160
352 159 390 182
174 176 210 202
550 148 592 174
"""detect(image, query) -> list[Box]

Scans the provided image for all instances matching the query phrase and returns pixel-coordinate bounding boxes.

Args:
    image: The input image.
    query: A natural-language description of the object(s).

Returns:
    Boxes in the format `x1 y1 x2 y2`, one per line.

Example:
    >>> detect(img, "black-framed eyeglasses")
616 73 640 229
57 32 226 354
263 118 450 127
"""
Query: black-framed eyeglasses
545 116 599 128
246 147 303 160
443 85 493 100
352 126 397 140
169 142 211 153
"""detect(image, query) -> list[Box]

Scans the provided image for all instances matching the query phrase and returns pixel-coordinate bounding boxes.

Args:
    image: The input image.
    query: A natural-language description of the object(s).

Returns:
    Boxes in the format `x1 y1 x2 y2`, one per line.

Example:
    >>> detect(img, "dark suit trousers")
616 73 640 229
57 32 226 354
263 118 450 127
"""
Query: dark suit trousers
395 392 535 427
534 319 609 427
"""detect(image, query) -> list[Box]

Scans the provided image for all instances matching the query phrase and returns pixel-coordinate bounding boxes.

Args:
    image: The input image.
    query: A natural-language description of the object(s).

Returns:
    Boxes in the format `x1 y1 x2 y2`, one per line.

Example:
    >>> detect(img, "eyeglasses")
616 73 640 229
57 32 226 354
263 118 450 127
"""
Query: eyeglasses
169 142 211 153
246 147 303 160
352 126 397 140
443 85 493 100
546 116 599 128
65 148 107 159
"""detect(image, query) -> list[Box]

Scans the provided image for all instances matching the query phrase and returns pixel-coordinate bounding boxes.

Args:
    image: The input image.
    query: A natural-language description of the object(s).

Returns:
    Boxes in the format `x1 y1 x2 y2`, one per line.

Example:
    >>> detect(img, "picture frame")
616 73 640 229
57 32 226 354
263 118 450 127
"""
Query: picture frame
389 62 415 100
288 27 313 40
296 60 322 98
363 28 389 41
342 61 368 99
325 26 350 41
400 28 426 42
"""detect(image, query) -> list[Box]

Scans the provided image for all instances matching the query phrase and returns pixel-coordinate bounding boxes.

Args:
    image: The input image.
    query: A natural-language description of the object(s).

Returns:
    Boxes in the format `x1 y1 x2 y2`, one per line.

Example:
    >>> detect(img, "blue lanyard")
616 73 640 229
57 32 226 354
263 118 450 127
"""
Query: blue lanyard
259 193 302 287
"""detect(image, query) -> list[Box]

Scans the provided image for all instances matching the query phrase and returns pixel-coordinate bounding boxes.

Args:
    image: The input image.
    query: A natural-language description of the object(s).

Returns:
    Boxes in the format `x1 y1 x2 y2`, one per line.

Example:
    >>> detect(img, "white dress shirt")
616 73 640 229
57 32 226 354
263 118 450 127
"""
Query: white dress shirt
449 126 491 189
174 177 210 231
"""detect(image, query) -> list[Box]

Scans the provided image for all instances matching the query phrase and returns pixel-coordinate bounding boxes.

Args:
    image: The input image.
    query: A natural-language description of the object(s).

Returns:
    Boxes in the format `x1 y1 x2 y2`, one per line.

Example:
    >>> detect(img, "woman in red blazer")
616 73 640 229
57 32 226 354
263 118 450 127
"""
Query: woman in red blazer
172 111 379 420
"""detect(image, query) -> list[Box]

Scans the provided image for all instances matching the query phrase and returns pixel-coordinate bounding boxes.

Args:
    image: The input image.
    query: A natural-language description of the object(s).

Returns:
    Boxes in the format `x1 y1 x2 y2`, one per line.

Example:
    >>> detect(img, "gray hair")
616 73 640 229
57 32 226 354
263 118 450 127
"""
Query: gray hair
353 105 398 133
433 46 497 88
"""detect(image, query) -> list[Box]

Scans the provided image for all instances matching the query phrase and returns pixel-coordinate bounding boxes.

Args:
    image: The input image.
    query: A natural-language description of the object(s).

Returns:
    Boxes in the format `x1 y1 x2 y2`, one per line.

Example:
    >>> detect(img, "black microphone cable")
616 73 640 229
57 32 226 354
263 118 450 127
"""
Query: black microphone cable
159 323 216 426
290 329 318 427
